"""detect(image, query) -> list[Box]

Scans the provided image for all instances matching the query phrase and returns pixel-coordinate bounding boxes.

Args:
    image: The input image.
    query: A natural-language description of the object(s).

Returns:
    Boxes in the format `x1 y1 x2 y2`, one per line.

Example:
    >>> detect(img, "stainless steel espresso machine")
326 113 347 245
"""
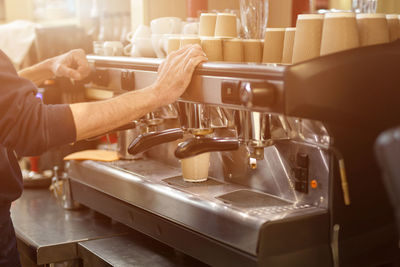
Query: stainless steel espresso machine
67 41 400 266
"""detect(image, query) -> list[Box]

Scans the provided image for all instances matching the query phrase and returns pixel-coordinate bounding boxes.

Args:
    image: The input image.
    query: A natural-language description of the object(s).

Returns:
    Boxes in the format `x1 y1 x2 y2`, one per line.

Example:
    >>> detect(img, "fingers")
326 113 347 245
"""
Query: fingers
181 45 207 70
168 44 205 61
70 49 90 80
53 49 90 80
56 64 82 80
168 44 193 58
184 55 208 74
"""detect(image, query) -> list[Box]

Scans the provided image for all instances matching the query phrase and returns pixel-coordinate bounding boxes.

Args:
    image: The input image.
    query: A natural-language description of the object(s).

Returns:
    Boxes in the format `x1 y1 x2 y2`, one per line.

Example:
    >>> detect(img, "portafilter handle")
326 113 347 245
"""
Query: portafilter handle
175 137 239 159
128 128 184 155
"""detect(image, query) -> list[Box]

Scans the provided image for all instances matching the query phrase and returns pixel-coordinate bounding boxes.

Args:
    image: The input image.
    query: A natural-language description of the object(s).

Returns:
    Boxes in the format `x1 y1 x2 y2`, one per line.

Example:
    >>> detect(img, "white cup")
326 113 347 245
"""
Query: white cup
124 37 156 58
126 24 151 43
183 22 199 35
151 17 182 35
103 41 124 56
152 34 166 58
123 43 141 57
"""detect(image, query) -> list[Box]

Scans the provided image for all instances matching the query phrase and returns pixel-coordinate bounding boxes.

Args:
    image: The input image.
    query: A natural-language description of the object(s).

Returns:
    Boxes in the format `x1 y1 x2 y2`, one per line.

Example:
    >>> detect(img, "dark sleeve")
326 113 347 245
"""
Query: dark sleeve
0 50 76 156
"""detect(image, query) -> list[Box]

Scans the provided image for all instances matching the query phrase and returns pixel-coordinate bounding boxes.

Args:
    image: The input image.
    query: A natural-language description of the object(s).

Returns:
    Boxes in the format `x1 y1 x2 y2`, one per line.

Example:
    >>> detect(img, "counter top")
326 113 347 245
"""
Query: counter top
11 188 130 265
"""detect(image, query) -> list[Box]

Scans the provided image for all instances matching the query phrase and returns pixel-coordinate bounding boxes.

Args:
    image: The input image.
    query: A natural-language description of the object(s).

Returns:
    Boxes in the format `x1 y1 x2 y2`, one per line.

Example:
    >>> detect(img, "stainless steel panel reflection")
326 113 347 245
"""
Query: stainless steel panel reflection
68 159 325 255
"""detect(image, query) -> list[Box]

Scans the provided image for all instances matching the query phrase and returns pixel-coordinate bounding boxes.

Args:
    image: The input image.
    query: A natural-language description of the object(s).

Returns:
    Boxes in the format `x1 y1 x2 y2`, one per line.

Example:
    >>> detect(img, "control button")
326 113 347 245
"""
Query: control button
297 153 309 168
221 80 241 104
93 68 109 87
311 179 318 189
294 167 308 182
294 152 309 194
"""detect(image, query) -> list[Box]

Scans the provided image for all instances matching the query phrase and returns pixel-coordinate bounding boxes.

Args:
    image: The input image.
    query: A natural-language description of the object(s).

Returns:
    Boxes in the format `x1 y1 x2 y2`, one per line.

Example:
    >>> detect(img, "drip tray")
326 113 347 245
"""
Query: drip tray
216 189 291 208
163 176 224 188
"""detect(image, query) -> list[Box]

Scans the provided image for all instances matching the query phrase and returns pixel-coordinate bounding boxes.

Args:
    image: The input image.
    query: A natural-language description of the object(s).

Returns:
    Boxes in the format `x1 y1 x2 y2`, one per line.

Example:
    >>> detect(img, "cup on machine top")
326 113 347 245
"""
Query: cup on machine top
398 15 400 38
262 28 285 64
199 13 217 37
214 13 238 38
243 39 263 63
166 35 181 55
281 27 296 64
201 37 223 61
180 36 201 48
223 38 243 62
320 12 360 56
356 13 390 47
292 14 324 64
386 14 399 42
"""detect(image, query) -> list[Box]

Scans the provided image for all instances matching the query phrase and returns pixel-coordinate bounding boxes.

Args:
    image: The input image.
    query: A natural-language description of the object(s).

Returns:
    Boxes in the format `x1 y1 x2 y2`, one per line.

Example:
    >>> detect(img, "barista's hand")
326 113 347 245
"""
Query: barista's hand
48 49 91 81
152 44 207 106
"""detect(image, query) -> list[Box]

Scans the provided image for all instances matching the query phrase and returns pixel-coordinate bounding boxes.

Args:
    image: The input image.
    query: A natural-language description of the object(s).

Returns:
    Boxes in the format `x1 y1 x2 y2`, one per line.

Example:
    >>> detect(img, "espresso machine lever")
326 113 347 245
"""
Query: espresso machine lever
128 128 184 155
175 137 239 159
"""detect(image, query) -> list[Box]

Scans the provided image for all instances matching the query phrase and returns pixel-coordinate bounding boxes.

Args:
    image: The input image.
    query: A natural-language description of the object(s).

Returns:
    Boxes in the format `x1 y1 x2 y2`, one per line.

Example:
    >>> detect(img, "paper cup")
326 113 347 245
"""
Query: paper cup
242 39 263 63
201 37 223 61
386 14 399 42
398 15 400 40
357 13 390 47
167 36 181 55
223 38 243 62
214 13 238 38
262 28 285 64
180 36 201 48
320 13 360 56
282 28 296 64
292 14 324 64
181 152 210 182
199 13 217 37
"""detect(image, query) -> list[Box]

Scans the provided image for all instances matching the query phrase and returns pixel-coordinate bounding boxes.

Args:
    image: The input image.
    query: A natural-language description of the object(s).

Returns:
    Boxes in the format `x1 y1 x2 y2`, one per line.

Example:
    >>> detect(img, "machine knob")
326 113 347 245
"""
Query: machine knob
240 82 275 108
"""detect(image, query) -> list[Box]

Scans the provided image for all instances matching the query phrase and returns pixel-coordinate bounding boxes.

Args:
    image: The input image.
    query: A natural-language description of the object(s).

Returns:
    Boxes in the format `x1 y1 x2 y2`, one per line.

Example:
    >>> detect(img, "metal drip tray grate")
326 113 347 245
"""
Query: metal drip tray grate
216 189 292 209
248 204 311 217
163 176 224 188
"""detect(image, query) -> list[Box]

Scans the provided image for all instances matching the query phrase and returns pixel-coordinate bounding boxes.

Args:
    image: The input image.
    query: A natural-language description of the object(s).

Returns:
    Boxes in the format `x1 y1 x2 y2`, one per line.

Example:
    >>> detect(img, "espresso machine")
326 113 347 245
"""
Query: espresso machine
67 41 400 266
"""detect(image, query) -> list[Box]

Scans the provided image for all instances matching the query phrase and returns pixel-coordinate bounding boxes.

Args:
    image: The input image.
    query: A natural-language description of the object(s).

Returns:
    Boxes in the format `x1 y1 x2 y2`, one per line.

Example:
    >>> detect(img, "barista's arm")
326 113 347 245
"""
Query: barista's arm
70 45 207 141
18 49 90 86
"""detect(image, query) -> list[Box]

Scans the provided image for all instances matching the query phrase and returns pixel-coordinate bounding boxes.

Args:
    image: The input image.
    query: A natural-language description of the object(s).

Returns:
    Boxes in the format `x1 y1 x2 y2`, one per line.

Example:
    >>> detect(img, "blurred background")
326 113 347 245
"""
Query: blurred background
0 0 399 69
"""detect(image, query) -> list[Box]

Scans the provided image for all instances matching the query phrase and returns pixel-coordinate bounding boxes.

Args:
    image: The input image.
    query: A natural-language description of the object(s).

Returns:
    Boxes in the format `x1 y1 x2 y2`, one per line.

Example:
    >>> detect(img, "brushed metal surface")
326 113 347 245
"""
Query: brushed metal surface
78 234 207 267
68 159 325 256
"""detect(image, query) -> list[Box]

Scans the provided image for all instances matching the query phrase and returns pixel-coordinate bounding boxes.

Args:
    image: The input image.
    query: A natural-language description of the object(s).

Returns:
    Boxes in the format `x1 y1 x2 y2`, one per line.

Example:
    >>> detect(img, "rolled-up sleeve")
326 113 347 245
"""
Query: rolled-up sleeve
0 50 76 156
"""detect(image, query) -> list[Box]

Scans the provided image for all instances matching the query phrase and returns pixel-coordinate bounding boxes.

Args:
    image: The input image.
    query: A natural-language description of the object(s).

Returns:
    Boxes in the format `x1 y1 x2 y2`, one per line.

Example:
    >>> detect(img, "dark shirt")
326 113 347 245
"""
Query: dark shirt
0 50 76 221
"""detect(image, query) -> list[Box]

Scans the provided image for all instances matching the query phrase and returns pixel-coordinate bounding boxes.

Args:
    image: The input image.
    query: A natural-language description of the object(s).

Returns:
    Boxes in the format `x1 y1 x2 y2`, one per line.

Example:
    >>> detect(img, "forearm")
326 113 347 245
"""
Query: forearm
17 59 54 86
70 85 159 141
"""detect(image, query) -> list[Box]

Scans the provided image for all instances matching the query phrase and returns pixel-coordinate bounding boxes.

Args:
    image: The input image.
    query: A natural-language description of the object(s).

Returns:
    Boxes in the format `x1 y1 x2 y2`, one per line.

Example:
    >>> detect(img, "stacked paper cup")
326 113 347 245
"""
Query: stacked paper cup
386 14 399 42
262 28 286 63
285 12 394 65
198 12 241 62
320 13 360 56
282 28 296 64
191 11 396 65
357 13 390 47
292 14 324 64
